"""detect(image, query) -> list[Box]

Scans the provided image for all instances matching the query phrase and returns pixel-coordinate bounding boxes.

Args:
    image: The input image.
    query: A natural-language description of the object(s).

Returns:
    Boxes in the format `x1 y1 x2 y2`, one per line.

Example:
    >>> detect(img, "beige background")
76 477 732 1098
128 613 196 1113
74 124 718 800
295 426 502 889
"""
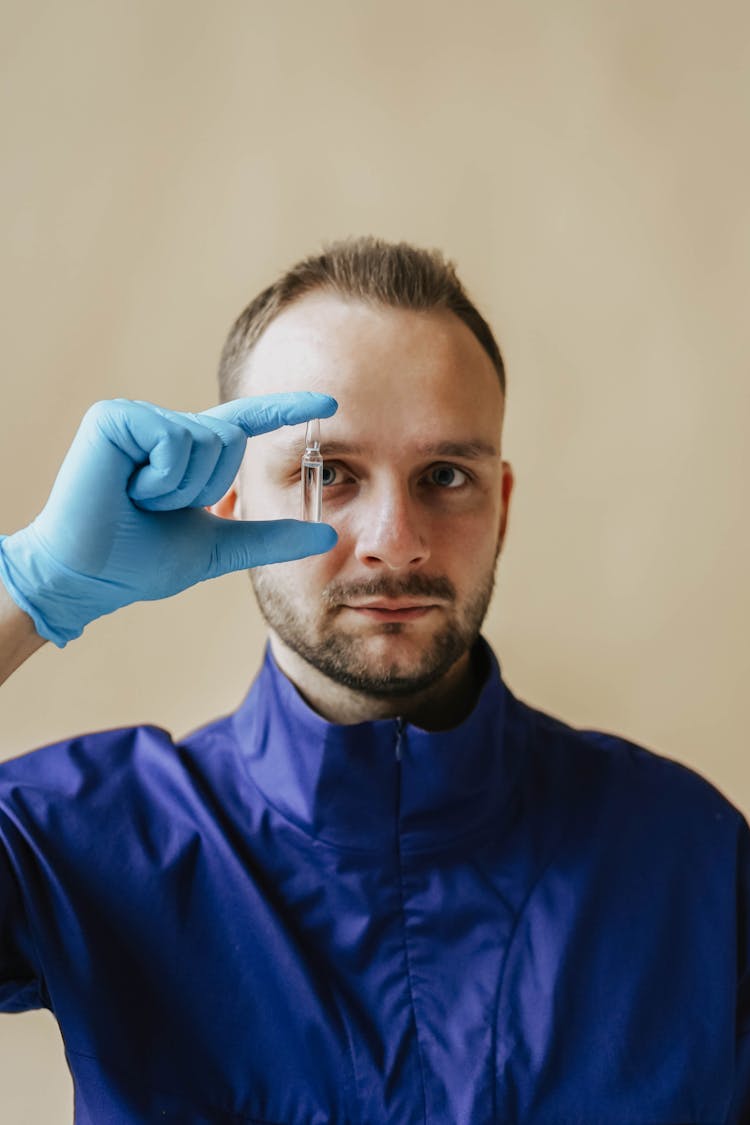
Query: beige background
1 0 749 1118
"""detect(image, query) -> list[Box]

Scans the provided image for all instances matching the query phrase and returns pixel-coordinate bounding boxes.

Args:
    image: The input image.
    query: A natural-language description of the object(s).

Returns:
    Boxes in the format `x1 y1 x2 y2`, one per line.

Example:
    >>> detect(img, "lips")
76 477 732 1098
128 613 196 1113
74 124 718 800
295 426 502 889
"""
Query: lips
344 602 437 621
348 600 435 610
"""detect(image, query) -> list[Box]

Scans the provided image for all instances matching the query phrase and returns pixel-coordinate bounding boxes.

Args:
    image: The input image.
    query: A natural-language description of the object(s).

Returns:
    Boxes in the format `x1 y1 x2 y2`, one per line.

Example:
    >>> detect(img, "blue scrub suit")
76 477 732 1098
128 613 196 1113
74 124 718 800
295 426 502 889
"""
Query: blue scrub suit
0 639 748 1124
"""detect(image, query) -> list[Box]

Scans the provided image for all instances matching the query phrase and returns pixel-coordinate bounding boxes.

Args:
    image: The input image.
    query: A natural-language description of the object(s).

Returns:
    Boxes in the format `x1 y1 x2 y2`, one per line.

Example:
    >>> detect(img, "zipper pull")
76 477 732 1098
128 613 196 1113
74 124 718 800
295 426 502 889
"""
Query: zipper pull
394 718 405 761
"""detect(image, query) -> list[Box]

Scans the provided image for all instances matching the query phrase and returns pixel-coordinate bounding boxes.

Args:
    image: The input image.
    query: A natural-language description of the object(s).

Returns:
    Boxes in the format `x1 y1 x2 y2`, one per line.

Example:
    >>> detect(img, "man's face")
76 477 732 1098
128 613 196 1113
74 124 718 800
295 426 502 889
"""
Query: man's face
226 290 513 698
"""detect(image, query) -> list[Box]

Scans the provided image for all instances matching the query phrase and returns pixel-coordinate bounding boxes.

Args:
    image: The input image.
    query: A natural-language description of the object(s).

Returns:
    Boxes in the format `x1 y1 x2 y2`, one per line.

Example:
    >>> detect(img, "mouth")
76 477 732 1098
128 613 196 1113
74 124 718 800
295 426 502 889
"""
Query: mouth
343 601 440 622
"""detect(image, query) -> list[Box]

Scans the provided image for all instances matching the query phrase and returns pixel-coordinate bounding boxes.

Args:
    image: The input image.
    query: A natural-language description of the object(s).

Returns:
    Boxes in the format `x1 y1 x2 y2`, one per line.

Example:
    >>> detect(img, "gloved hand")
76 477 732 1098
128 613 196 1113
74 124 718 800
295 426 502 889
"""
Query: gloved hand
0 394 338 647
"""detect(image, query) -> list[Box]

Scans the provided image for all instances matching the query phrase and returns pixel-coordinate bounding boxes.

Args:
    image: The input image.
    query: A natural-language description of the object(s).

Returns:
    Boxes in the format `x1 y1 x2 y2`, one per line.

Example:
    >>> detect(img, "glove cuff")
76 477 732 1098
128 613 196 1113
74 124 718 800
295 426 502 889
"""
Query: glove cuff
0 534 83 648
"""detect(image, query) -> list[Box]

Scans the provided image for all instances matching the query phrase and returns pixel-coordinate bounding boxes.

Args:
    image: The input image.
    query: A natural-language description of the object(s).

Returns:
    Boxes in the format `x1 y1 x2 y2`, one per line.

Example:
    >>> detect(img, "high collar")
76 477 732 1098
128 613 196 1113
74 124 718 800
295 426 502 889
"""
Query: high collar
231 637 521 855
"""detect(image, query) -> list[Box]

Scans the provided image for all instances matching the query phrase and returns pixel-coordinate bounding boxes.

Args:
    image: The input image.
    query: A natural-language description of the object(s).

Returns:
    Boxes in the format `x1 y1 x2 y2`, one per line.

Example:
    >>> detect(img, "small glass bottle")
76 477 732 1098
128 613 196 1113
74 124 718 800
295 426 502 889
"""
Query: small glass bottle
301 419 323 522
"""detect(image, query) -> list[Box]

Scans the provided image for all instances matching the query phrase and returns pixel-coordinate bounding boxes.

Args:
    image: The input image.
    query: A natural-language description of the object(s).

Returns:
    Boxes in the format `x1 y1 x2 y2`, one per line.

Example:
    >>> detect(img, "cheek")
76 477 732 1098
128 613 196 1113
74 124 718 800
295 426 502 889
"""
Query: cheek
433 514 502 586
260 534 349 590
432 508 497 552
238 466 299 521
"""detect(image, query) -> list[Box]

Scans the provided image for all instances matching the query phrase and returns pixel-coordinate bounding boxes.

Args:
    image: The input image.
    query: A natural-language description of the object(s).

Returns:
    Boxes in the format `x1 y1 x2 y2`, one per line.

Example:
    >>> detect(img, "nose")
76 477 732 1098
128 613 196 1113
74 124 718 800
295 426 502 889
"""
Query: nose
353 480 430 571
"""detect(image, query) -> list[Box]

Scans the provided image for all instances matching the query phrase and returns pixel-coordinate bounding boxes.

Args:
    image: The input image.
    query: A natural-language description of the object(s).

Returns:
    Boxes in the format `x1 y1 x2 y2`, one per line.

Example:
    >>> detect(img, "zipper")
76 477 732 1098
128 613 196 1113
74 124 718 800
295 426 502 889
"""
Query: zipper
392 715 429 1123
394 717 405 761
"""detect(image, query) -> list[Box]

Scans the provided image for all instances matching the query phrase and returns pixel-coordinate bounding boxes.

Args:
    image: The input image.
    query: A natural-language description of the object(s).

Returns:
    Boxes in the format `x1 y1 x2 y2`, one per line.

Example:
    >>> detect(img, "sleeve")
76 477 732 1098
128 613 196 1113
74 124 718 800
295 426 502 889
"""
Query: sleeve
0 828 47 1013
724 816 750 1123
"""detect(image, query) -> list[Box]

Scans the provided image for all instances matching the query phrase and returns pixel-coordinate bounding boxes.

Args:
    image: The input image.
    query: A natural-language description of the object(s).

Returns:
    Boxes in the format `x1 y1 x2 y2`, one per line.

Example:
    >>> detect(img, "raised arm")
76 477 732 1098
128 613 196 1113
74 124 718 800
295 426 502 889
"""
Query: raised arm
0 394 337 685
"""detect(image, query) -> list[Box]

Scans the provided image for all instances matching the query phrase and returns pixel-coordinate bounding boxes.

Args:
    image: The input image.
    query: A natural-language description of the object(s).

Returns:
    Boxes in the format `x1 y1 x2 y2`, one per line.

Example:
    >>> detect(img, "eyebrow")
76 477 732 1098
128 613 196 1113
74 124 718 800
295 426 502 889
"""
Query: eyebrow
318 439 500 459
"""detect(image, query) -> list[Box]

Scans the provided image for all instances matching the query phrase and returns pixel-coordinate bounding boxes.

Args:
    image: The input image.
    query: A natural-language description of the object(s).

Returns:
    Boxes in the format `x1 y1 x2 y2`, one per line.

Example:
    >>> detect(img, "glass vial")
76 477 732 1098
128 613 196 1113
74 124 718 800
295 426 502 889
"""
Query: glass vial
301 419 323 522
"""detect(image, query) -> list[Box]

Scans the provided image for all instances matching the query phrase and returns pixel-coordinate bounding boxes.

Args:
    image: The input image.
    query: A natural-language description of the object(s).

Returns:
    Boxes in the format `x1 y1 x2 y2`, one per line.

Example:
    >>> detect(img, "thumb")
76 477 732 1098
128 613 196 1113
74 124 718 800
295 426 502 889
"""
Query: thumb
205 517 338 577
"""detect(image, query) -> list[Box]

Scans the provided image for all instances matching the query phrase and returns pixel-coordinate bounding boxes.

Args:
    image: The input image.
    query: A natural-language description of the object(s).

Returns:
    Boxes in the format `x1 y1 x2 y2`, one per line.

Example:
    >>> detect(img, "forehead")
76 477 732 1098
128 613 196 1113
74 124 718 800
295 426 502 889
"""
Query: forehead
240 291 504 452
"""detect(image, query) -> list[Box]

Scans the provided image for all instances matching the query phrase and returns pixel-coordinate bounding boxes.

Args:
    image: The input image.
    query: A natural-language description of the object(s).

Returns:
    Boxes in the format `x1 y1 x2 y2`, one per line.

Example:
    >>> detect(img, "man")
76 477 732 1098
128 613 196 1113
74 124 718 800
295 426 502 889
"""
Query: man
0 237 747 1124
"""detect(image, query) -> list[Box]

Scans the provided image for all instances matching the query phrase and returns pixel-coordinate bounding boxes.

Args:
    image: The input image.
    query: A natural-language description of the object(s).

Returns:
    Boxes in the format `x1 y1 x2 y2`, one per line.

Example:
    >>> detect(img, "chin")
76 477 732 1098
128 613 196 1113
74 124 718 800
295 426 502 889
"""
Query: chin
348 628 434 661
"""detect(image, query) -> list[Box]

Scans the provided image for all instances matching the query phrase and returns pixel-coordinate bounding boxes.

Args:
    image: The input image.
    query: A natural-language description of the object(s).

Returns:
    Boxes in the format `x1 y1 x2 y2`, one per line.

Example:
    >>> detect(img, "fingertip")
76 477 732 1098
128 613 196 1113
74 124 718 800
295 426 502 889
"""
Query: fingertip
314 394 338 417
316 522 339 550
288 392 337 422
298 521 338 556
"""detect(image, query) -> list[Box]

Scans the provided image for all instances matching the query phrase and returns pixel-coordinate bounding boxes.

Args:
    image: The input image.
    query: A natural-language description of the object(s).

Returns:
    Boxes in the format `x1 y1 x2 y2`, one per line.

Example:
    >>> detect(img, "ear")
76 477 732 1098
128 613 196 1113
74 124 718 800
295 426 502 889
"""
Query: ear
208 484 240 520
497 461 514 552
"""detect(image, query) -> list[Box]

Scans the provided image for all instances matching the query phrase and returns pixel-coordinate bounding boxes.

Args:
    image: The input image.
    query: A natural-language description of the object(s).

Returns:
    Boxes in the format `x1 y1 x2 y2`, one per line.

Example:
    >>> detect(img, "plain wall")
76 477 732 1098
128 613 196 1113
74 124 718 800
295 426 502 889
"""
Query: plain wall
1 0 748 1118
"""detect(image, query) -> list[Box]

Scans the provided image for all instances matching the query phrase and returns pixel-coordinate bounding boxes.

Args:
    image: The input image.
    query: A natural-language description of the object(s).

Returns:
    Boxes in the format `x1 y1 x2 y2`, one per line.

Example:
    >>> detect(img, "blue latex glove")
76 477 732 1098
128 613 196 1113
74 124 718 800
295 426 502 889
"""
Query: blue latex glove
0 394 338 647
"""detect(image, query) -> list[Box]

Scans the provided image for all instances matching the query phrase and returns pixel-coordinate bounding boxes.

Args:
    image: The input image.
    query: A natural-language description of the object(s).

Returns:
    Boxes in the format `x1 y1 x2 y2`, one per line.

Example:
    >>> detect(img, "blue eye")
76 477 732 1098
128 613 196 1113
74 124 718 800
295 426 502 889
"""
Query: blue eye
321 464 338 486
429 465 468 488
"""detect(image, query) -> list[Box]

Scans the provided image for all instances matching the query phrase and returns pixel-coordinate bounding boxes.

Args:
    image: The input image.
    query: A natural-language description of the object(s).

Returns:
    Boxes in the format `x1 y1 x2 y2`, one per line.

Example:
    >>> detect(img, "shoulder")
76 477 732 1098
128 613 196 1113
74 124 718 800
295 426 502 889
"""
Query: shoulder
506 690 743 840
0 713 236 822
0 724 174 798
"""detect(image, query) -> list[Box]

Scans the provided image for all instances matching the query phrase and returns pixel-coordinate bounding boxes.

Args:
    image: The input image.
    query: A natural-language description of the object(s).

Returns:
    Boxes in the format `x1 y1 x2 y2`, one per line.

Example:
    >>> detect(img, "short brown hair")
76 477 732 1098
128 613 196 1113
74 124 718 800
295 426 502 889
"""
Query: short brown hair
217 236 506 401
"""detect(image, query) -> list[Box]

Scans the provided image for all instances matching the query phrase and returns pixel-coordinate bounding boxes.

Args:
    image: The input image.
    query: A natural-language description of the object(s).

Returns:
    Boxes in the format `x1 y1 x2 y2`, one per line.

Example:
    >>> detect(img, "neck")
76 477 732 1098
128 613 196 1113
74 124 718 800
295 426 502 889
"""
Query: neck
267 634 481 730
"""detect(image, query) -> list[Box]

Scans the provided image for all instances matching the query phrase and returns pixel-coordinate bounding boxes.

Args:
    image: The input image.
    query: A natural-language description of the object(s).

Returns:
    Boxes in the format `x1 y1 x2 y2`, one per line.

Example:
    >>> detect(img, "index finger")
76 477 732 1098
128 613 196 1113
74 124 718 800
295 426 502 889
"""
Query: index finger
201 392 338 437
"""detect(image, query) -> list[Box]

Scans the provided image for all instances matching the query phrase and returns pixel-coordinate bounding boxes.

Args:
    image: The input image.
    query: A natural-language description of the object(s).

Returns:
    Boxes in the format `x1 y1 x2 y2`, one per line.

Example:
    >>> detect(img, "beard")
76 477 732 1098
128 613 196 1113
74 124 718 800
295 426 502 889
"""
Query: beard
250 565 496 699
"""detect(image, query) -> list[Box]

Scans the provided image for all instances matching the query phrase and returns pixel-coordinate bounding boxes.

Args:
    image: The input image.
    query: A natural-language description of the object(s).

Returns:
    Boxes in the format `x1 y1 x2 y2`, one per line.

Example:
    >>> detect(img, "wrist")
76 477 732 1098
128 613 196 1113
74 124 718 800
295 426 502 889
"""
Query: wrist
0 574 46 685
0 532 84 648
